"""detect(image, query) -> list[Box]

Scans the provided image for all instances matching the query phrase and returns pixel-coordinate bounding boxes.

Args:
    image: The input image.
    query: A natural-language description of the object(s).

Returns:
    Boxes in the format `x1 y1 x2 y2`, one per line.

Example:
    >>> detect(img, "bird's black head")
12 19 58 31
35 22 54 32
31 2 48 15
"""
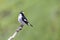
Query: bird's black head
20 11 24 16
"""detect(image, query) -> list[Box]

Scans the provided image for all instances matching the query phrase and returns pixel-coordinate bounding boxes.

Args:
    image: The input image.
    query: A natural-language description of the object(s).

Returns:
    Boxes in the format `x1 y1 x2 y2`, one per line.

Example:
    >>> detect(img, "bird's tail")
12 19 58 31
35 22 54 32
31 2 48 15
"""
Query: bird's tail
28 23 33 27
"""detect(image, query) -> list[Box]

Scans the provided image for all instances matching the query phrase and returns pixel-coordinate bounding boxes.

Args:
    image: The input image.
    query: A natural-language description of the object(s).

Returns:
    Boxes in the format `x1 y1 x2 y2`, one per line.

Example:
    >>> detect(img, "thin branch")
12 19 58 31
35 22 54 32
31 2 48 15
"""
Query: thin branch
8 25 24 40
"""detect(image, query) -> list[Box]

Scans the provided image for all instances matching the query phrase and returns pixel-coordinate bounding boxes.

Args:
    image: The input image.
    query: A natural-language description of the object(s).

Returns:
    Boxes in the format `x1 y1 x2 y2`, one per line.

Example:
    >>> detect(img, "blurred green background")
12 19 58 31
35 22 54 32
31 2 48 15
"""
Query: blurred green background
0 0 60 40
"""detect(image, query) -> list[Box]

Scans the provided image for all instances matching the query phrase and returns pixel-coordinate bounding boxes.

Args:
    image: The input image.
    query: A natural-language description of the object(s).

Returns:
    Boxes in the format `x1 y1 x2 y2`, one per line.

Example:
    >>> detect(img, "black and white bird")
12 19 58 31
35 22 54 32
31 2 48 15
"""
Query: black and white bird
18 11 33 27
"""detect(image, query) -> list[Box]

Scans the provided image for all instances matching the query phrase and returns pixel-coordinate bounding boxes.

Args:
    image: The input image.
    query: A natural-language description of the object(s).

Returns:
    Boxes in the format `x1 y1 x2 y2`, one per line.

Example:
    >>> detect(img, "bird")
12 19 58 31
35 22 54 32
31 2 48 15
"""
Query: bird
18 11 33 27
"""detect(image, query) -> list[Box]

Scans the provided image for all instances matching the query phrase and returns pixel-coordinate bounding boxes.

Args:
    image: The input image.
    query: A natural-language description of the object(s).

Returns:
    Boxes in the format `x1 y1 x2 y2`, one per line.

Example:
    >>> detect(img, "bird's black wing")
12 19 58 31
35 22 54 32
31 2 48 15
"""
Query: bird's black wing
22 16 33 27
22 16 29 25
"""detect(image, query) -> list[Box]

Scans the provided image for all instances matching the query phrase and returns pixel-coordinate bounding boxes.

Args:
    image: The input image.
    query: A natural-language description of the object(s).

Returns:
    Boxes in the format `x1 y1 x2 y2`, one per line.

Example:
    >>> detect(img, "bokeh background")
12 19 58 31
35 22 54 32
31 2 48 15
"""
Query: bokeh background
0 0 60 40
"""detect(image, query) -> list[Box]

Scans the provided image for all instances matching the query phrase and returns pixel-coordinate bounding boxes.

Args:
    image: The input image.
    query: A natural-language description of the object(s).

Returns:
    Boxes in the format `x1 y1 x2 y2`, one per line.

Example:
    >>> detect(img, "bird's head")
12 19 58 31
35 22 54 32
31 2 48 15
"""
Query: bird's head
20 11 24 16
20 11 24 14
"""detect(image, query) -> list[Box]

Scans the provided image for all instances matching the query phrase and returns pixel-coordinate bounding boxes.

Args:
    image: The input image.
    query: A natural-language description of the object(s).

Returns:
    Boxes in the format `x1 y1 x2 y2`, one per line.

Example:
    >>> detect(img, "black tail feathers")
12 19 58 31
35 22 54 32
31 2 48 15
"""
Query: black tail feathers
30 24 33 27
28 23 33 27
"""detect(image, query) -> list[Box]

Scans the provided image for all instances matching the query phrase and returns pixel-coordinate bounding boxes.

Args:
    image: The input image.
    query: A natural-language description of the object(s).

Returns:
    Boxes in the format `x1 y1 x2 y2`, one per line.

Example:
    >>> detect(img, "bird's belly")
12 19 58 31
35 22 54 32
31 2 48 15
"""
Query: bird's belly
18 17 25 25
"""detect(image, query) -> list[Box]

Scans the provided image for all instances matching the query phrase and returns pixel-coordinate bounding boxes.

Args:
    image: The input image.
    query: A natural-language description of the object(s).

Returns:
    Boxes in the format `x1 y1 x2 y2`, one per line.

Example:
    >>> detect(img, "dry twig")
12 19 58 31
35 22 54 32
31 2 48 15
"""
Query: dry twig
8 25 24 40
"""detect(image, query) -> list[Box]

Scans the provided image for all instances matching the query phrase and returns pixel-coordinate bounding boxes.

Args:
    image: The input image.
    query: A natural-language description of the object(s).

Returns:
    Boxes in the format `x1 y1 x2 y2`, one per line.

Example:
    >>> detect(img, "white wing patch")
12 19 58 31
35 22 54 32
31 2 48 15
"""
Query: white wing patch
24 19 27 21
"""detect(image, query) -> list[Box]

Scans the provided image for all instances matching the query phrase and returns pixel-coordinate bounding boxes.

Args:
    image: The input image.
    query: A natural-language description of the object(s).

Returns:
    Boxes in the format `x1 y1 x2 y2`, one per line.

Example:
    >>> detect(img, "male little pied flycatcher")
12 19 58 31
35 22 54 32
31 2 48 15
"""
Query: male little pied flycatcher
18 11 33 27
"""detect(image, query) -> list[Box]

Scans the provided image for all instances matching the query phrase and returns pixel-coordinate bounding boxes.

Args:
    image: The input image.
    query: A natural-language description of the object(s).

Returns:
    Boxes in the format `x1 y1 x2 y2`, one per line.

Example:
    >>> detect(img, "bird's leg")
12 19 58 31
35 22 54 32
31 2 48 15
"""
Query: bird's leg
20 24 24 27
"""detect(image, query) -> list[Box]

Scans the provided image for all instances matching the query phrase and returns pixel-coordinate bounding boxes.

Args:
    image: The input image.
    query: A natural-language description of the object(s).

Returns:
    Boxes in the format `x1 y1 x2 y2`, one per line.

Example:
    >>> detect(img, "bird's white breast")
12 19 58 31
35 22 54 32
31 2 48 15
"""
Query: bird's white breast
18 14 22 22
18 14 25 25
18 14 22 19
